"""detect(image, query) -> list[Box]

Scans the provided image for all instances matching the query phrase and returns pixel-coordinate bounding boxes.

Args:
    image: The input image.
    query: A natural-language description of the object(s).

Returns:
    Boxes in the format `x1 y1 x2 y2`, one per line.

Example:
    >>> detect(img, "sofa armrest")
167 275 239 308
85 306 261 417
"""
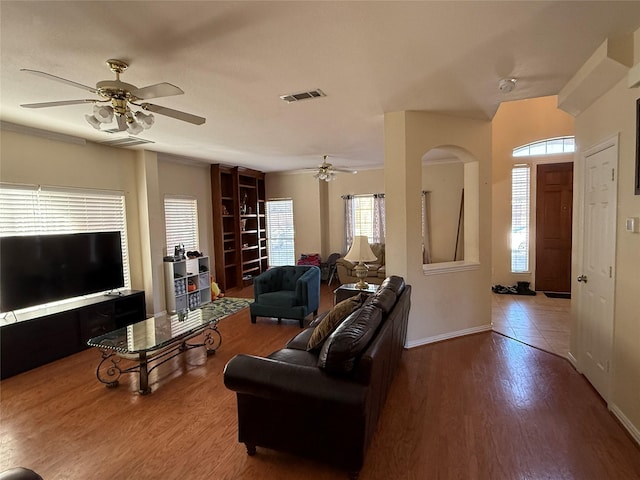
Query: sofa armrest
224 354 366 408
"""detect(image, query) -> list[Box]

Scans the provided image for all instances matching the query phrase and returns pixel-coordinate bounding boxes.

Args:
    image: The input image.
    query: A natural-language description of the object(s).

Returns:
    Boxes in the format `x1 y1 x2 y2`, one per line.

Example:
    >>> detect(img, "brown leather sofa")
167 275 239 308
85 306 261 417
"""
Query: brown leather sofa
335 242 386 285
0 468 43 480
223 276 411 479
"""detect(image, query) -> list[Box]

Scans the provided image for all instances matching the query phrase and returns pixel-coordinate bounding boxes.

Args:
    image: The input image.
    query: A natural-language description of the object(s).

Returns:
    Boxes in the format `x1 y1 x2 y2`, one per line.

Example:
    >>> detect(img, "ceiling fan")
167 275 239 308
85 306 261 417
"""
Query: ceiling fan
307 155 357 182
20 59 206 135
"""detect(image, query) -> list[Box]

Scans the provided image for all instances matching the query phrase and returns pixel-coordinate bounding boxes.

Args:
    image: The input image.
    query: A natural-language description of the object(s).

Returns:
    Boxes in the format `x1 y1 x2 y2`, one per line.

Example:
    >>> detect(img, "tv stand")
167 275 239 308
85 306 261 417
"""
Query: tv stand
0 290 145 379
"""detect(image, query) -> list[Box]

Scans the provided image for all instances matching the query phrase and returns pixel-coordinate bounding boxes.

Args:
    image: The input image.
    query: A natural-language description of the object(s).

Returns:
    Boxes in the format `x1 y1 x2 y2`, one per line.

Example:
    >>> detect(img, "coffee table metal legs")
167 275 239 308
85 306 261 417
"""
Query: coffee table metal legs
93 323 222 395
138 352 151 395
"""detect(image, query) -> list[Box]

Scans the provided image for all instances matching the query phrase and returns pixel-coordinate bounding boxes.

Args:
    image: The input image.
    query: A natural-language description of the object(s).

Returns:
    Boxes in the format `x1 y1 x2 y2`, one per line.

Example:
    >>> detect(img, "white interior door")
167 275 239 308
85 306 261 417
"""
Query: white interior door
578 138 617 402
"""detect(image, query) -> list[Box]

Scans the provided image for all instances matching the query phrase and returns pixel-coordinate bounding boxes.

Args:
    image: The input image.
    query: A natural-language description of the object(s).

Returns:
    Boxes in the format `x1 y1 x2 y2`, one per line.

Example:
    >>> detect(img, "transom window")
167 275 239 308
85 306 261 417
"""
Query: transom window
513 136 575 158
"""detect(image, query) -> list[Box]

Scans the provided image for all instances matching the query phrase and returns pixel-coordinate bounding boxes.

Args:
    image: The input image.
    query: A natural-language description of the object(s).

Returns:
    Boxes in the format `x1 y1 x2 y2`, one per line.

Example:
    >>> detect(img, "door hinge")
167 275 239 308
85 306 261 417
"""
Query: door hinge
610 266 613 278
612 168 615 181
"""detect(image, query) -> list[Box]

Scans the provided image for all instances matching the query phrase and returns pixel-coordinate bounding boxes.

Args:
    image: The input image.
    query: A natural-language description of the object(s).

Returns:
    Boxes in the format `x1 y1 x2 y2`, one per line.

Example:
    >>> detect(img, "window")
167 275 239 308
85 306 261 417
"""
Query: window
0 182 130 290
511 165 530 273
343 194 385 249
513 136 575 157
164 196 199 254
266 199 295 266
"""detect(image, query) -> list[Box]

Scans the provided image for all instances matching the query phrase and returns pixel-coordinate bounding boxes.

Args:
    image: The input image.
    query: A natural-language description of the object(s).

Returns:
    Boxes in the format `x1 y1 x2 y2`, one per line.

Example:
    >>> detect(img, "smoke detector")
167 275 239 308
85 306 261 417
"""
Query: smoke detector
499 78 517 93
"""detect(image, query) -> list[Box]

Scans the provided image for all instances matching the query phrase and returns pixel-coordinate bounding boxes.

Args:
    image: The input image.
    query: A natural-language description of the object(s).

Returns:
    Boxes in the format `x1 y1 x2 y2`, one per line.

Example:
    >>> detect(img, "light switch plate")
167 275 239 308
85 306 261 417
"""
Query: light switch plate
625 217 639 233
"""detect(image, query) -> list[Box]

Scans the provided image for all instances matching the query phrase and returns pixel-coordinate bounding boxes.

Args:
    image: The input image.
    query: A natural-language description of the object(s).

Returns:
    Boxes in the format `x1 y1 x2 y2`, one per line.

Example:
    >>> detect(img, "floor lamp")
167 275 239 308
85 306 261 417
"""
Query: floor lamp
344 236 378 289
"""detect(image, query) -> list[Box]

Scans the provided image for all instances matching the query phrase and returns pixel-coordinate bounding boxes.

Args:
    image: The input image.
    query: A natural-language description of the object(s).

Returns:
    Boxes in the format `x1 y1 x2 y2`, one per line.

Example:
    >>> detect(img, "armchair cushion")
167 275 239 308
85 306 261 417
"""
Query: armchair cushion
257 291 297 308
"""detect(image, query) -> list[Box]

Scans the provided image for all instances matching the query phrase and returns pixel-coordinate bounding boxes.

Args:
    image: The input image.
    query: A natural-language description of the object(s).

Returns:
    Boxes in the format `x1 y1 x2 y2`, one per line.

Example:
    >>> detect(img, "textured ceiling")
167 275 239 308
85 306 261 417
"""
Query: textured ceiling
1 1 639 173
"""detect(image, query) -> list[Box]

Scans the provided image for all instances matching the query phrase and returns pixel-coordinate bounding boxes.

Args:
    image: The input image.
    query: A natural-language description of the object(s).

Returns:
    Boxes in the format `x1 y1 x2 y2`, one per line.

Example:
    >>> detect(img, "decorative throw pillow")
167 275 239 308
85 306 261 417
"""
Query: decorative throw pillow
306 295 364 351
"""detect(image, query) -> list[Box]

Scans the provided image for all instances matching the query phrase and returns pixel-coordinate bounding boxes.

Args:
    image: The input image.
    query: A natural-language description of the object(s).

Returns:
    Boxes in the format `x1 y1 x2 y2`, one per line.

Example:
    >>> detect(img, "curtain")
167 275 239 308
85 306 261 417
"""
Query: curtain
373 194 385 244
343 193 385 252
344 195 355 252
422 191 432 264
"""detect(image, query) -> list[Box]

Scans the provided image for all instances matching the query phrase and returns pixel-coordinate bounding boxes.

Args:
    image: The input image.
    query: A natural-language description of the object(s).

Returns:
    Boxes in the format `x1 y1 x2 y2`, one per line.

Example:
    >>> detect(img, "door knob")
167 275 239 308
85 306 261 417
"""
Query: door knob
577 275 588 283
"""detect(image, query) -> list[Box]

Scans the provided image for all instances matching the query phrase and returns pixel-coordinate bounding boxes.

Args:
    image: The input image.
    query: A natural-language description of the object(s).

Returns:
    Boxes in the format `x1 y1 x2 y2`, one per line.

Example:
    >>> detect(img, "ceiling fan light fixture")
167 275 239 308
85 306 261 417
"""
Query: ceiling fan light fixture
85 114 102 130
135 111 155 129
126 120 144 136
93 104 114 123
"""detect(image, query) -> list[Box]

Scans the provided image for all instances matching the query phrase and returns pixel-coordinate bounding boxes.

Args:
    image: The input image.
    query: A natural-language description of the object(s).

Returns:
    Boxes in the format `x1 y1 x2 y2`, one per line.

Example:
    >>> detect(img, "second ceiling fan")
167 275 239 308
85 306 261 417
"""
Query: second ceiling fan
307 155 357 182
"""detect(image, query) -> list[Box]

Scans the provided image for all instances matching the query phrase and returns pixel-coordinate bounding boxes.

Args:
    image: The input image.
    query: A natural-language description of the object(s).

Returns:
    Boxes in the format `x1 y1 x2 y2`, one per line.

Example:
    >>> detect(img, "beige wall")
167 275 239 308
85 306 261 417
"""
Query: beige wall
0 129 216 314
572 70 640 436
0 129 144 294
385 111 492 345
157 158 213 258
491 96 574 287
265 168 386 261
265 171 323 261
422 161 464 263
327 168 385 256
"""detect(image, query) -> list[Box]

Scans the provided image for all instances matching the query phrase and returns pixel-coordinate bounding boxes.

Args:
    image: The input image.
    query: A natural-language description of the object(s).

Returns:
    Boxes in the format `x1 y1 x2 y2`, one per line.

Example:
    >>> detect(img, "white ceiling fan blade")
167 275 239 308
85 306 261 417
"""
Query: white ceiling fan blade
333 167 358 174
142 103 206 125
21 69 97 93
131 83 184 100
21 99 97 108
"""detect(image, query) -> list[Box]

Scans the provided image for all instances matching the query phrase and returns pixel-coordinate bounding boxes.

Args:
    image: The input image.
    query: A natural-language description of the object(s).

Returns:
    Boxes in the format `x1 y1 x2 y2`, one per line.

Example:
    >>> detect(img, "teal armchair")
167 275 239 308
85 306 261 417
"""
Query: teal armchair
249 266 320 328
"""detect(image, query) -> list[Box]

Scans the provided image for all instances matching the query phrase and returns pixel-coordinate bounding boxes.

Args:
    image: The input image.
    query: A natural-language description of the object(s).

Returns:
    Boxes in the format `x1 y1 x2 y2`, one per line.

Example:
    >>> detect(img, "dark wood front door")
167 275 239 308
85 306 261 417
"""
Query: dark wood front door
535 162 573 292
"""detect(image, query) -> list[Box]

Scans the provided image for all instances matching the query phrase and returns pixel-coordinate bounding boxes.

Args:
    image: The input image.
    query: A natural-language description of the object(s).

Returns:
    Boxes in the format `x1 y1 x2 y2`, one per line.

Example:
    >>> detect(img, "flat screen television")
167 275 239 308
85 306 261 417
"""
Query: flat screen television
0 231 125 312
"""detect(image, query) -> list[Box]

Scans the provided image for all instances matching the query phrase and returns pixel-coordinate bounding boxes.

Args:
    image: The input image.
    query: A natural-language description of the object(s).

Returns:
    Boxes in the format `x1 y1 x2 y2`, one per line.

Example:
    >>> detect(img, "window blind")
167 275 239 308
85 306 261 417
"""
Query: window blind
0 183 130 287
511 165 530 273
266 199 295 266
164 196 199 254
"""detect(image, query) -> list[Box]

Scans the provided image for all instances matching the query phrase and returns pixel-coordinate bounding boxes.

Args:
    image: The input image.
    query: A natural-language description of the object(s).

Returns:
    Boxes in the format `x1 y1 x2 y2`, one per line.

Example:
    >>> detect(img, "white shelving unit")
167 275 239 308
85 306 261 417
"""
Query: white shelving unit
164 256 212 313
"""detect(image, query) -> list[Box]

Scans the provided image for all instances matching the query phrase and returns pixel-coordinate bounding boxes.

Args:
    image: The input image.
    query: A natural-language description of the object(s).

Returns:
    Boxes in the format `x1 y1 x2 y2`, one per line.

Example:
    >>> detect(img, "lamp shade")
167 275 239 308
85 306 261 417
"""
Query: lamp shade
344 236 377 263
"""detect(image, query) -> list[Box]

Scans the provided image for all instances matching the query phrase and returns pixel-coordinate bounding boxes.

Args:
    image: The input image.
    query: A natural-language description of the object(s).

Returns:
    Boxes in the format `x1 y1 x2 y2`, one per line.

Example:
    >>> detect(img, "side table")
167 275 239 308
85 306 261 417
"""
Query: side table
333 283 379 305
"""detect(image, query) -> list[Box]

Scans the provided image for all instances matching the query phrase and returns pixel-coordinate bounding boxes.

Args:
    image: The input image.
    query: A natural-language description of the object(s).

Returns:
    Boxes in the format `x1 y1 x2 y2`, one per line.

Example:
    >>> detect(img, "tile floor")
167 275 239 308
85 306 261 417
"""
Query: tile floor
491 292 571 358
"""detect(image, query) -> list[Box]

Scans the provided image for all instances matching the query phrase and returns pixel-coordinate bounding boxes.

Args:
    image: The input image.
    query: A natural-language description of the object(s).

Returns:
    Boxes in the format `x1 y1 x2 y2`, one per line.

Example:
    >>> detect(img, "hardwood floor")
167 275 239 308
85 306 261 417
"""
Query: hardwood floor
1 284 639 479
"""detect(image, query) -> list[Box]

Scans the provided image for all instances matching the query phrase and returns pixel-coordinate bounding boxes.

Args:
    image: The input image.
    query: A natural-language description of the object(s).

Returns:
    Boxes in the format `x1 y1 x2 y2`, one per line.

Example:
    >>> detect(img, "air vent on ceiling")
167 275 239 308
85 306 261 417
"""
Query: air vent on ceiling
280 89 326 103
98 135 155 148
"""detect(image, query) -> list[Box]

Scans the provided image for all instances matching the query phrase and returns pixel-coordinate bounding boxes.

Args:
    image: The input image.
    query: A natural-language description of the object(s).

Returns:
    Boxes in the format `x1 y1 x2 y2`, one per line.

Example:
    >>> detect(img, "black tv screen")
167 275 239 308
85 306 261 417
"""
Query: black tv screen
0 232 125 312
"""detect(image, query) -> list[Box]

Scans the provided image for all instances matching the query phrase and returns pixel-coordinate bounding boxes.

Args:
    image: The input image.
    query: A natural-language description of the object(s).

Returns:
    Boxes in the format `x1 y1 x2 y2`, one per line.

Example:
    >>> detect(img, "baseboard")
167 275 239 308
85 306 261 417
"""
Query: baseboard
610 403 640 446
405 324 492 349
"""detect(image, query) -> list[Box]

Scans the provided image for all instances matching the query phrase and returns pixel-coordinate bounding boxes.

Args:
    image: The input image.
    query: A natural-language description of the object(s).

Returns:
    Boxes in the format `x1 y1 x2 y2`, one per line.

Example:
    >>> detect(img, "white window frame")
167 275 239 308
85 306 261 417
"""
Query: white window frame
164 195 199 255
266 198 295 266
513 136 575 158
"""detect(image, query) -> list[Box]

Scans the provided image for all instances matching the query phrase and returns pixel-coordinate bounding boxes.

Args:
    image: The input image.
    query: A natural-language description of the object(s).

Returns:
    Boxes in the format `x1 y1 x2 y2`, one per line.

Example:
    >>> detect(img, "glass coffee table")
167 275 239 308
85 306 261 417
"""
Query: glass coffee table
88 308 222 395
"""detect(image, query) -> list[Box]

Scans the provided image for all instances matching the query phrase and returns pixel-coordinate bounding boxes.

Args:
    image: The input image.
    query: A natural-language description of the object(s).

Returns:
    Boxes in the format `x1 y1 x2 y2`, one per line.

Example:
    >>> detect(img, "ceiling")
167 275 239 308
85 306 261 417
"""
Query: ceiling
1 1 639 173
